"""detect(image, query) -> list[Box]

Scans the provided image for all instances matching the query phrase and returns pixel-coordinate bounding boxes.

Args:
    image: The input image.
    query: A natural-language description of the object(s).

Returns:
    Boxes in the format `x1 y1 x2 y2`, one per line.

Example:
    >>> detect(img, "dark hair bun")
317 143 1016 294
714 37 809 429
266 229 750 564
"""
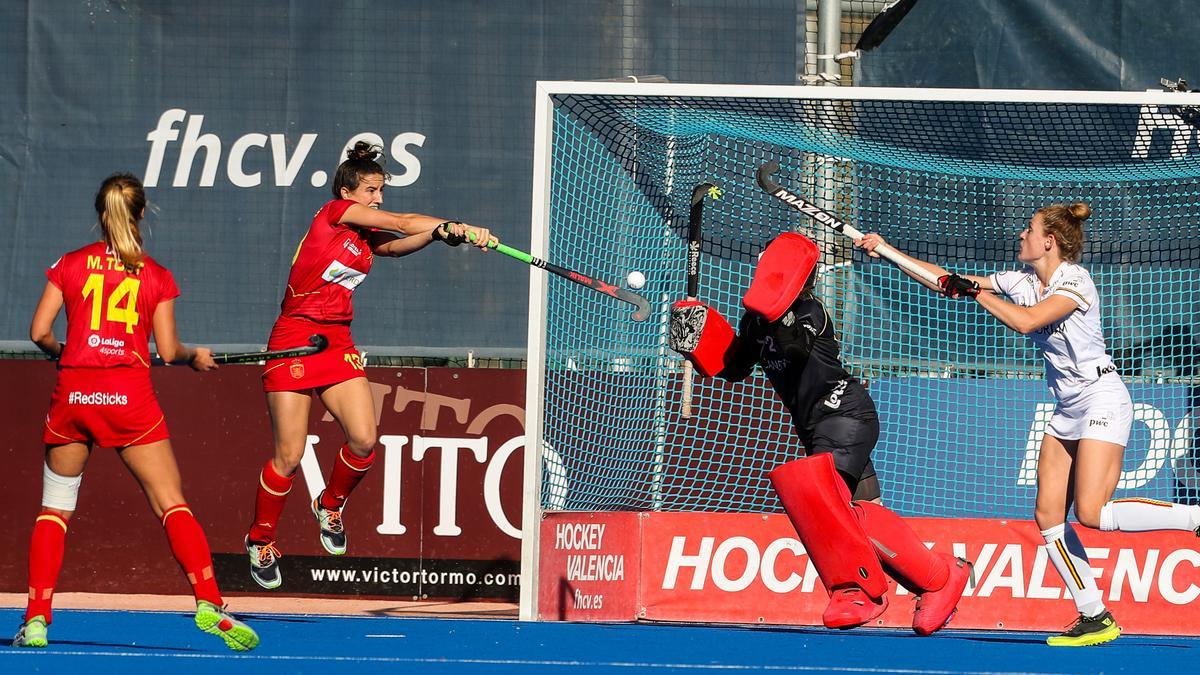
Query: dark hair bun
347 141 383 163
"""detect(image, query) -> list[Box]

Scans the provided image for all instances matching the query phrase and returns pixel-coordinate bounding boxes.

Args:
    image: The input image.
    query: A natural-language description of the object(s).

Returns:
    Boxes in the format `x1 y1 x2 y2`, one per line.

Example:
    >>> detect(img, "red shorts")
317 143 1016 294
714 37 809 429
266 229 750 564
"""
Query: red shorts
43 367 169 448
262 317 366 392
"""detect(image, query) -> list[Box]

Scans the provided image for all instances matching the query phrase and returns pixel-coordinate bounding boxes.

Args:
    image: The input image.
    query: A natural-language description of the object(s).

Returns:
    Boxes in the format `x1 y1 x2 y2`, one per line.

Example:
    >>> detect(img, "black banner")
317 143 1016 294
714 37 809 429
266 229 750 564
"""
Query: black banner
213 554 521 601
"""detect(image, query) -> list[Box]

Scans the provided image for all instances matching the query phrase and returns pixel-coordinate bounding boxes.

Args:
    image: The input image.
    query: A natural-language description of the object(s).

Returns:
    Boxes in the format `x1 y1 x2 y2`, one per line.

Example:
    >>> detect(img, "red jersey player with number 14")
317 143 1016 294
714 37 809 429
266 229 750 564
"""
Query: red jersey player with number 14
243 142 495 589
13 173 257 651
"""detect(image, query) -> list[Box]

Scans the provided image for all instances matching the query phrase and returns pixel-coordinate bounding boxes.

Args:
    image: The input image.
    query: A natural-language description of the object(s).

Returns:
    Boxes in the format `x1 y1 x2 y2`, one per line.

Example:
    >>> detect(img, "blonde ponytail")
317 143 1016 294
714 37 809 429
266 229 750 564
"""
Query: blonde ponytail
95 173 146 272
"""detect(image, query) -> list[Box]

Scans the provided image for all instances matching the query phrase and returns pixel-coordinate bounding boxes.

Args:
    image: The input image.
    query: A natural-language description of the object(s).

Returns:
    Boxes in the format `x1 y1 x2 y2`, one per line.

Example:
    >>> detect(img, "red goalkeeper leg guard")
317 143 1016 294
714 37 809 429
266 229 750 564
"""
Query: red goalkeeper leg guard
320 446 375 510
247 459 294 544
853 501 971 635
25 512 68 624
162 505 223 606
769 453 888 629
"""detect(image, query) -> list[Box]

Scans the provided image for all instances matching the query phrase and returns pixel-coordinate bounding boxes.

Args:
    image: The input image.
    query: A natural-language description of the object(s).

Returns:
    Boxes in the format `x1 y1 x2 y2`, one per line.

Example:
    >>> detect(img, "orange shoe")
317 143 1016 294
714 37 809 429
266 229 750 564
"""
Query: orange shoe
912 554 973 636
823 587 888 629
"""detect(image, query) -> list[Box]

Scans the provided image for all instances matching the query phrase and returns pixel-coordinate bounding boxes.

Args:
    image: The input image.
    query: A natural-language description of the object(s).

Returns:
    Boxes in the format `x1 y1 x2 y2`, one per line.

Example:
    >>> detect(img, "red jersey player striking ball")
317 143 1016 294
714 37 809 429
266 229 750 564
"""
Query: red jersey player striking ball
13 173 258 651
243 142 495 589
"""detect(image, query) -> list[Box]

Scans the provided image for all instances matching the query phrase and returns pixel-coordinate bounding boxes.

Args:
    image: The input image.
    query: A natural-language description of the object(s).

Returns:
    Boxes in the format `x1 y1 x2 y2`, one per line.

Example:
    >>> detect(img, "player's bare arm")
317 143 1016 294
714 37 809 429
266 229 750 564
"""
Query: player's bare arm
30 281 64 358
975 292 1077 335
340 204 495 250
151 299 216 370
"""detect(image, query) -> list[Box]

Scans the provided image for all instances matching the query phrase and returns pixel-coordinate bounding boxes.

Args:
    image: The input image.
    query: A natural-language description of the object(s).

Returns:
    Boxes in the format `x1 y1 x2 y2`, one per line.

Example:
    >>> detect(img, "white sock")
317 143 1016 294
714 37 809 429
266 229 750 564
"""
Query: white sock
1099 498 1200 532
1041 523 1105 618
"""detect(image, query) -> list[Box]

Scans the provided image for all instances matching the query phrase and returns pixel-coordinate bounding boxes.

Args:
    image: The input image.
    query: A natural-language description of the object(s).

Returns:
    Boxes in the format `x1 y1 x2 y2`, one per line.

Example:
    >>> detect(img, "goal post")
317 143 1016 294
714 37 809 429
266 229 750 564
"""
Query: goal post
519 82 1200 622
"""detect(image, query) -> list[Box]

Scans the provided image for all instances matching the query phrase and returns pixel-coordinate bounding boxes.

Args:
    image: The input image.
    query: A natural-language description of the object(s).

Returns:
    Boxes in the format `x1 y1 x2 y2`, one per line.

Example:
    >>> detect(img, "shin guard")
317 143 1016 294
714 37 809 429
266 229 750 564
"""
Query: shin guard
853 500 948 593
769 453 887 628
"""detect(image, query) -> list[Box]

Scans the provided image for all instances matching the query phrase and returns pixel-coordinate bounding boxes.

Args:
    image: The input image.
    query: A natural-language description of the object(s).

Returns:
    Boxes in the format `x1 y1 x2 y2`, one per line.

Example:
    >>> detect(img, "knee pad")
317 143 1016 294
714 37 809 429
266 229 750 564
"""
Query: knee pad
42 463 83 512
851 472 881 502
769 453 888 599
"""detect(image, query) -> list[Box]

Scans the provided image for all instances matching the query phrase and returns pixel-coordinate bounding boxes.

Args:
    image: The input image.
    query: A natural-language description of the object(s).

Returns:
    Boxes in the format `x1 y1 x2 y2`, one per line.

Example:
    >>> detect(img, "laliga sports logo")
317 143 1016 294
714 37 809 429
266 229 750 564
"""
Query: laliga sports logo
86 335 127 350
143 109 426 189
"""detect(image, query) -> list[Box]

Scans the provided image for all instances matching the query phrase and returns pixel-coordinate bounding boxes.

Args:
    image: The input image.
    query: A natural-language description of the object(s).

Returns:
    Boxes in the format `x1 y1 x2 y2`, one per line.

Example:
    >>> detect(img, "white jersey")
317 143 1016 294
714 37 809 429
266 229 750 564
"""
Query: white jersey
989 262 1116 402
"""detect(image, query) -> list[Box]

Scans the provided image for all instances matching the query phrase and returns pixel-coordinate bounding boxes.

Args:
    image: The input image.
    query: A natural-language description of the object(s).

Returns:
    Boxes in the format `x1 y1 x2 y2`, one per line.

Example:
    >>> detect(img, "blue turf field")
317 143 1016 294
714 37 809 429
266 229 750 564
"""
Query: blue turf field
2 607 1196 674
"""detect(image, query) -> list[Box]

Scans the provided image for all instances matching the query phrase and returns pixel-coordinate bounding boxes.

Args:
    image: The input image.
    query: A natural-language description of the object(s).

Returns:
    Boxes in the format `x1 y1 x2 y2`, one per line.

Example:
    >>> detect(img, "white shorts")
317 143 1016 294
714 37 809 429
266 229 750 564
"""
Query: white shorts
1045 373 1133 446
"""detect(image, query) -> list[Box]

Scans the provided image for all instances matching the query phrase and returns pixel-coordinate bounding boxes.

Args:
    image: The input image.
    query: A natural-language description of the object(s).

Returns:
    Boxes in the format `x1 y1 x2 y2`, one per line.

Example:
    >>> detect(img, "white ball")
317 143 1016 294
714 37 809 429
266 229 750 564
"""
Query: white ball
626 271 646 290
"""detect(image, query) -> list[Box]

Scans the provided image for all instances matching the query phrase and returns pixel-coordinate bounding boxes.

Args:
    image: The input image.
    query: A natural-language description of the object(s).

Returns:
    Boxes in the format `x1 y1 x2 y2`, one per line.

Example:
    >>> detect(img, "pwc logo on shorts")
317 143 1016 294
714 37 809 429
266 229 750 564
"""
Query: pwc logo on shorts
289 359 306 380
1088 409 1115 428
67 391 129 406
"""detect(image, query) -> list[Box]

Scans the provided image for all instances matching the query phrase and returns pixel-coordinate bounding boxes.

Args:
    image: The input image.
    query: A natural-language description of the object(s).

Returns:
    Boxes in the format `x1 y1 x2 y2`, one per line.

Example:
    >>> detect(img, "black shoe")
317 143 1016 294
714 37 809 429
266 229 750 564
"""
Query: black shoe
1046 610 1120 647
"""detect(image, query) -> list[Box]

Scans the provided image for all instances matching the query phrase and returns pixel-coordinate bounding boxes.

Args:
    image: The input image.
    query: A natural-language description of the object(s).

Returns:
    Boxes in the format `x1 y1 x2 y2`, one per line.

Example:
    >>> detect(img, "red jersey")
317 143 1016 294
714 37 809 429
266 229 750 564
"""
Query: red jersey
279 199 374 325
47 241 179 369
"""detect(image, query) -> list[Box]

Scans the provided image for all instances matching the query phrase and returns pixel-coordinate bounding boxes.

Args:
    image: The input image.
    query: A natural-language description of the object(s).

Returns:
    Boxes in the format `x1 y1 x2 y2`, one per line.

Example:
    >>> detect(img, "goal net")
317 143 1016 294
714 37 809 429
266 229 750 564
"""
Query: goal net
523 84 1200 539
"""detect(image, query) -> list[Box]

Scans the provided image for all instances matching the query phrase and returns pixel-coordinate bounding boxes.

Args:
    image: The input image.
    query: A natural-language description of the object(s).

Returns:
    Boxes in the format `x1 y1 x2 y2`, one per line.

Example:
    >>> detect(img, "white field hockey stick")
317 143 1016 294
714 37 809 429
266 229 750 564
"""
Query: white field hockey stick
681 182 721 419
755 161 941 287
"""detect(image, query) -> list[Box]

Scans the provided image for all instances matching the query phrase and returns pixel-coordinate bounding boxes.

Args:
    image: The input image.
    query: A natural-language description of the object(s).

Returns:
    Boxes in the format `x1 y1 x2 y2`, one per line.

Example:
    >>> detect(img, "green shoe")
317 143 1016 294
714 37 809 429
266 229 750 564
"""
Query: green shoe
195 601 259 652
12 616 48 648
1046 610 1121 647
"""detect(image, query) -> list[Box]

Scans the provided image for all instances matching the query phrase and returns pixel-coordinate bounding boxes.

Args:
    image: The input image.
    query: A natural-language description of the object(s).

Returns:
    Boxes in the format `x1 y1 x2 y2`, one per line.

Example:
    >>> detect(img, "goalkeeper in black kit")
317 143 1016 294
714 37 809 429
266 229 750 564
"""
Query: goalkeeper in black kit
669 232 972 634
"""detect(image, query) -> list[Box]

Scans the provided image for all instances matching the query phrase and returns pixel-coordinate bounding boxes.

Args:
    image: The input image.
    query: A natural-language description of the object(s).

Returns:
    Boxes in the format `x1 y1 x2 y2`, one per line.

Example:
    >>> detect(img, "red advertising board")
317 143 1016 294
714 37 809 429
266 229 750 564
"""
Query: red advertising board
537 512 642 621
540 511 1200 635
0 361 525 601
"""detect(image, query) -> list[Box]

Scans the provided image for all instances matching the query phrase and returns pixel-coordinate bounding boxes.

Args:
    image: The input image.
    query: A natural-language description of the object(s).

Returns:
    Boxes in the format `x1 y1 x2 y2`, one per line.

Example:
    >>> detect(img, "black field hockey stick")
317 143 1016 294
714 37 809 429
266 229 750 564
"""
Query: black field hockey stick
855 0 920 53
681 182 722 418
436 224 652 322
151 333 329 366
755 161 941 286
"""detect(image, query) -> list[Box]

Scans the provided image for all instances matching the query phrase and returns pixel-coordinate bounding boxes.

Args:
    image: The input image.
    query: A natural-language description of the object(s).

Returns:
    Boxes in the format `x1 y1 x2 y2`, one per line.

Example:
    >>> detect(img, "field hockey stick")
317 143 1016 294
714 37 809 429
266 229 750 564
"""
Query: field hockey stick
755 161 942 287
152 333 329 366
681 182 721 418
436 224 652 322
855 0 920 53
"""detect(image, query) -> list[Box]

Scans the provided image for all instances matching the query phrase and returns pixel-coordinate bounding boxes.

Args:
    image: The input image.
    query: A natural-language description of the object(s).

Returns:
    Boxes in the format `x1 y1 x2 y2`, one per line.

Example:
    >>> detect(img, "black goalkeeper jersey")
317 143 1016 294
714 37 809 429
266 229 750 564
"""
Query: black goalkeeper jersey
719 295 862 432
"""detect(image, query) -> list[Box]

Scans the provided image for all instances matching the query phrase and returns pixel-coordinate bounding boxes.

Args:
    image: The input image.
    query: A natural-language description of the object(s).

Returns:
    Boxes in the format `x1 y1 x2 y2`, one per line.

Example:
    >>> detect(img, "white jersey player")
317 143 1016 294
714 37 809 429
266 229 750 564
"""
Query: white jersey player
988 261 1130 447
856 202 1200 648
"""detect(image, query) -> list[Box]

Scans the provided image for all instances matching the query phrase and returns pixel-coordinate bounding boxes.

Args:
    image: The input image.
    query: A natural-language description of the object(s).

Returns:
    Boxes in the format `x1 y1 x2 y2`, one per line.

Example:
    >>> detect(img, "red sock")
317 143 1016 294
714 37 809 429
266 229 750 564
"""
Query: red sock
853 500 949 593
26 512 68 624
320 446 374 510
161 505 223 606
248 459 294 544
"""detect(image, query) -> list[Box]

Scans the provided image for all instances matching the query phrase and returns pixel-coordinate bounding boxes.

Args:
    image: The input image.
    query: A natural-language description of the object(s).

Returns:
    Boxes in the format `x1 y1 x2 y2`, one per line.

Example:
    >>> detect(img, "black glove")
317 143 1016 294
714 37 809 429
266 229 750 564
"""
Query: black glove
938 273 980 299
432 222 467 246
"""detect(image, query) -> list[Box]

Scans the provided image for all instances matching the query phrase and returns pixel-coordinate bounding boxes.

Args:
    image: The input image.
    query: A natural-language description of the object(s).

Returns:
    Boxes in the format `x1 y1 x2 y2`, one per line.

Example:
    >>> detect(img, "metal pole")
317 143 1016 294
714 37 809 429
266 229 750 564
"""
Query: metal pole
817 0 842 85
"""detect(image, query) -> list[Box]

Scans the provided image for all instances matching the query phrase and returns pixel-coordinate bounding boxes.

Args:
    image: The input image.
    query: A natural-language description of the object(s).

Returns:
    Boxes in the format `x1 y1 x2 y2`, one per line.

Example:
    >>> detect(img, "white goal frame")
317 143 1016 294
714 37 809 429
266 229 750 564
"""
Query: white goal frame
518 81 1200 621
